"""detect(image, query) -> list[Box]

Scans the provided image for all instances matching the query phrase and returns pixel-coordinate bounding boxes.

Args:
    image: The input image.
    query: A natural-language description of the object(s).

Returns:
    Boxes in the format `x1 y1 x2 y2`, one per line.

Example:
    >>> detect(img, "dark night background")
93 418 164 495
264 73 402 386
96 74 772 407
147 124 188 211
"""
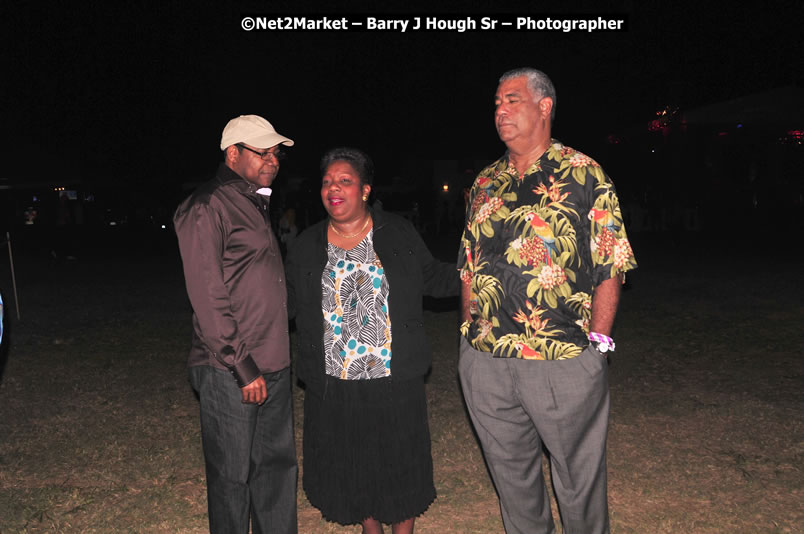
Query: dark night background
2 4 803 530
2 0 803 253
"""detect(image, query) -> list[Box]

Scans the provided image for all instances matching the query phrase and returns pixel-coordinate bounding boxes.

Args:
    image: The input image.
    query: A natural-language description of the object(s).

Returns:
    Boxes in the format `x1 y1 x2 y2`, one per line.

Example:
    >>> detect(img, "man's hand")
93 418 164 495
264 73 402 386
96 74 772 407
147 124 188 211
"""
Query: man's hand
241 375 267 405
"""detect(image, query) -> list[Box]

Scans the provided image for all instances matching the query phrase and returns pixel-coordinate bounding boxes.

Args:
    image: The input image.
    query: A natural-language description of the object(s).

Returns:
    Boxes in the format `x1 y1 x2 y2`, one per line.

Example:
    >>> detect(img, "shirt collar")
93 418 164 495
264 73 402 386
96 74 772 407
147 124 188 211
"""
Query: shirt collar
502 138 563 176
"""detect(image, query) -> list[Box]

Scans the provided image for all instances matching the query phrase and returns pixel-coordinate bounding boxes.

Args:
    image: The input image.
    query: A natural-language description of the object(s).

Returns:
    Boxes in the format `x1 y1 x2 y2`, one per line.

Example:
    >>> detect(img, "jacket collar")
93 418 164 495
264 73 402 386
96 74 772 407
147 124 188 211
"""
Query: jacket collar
215 163 265 196
369 206 388 231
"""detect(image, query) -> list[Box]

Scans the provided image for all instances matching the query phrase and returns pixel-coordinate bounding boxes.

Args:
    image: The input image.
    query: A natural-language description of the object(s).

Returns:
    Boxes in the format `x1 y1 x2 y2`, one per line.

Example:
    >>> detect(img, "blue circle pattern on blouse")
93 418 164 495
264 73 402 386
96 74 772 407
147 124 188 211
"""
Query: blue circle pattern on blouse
323 237 392 380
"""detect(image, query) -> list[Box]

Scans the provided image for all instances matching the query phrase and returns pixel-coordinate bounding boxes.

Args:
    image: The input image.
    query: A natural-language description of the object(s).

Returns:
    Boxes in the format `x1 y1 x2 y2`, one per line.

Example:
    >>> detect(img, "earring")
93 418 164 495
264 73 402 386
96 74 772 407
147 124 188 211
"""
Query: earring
362 196 368 201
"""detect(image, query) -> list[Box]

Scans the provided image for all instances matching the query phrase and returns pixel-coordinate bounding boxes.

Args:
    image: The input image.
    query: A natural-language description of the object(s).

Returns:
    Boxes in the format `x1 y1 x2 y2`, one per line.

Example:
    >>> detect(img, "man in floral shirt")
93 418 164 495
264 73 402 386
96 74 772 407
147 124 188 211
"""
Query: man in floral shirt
458 68 637 533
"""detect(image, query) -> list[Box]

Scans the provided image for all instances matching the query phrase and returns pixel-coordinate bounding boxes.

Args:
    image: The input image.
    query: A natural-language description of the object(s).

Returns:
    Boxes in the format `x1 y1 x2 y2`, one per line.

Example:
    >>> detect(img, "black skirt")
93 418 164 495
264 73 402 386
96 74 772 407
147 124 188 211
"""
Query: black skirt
302 374 436 525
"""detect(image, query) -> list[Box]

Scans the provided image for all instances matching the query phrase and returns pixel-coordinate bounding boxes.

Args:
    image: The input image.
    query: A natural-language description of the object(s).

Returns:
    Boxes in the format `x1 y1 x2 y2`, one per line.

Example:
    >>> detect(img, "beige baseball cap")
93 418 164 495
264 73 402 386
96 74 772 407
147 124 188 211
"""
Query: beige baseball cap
220 115 294 150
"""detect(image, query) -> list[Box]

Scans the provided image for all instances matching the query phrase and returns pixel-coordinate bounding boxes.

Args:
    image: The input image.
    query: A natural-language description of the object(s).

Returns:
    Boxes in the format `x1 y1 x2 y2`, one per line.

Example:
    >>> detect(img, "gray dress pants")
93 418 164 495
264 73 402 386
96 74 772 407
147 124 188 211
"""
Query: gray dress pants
459 337 610 534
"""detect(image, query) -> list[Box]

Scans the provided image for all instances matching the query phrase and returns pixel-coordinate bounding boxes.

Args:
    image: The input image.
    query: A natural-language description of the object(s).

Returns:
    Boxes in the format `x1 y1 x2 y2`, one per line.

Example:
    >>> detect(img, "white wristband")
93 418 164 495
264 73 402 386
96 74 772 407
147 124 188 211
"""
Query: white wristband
588 332 615 353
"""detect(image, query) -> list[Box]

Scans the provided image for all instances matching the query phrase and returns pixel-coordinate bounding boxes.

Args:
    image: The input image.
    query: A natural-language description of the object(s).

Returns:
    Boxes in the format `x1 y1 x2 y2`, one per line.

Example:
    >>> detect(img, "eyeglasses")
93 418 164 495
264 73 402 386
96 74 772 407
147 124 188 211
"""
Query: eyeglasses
236 144 286 161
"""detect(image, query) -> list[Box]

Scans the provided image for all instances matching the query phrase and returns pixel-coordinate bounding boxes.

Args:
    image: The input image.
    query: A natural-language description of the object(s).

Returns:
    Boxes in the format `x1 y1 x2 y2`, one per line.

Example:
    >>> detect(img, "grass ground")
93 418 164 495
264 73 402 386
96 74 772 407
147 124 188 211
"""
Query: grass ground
0 237 801 533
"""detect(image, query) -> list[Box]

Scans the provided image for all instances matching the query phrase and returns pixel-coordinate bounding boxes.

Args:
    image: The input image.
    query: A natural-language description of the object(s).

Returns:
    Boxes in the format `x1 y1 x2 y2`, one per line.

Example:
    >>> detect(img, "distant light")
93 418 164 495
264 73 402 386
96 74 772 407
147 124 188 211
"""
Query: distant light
161 224 167 229
718 132 729 136
442 183 449 193
736 123 743 128
651 149 655 153
109 221 117 226
781 129 804 145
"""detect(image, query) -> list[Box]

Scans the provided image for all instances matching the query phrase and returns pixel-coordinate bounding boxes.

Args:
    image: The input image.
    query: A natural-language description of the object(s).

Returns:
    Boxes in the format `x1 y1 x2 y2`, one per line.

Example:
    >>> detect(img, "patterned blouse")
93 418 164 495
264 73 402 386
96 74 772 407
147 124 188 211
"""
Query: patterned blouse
322 230 393 379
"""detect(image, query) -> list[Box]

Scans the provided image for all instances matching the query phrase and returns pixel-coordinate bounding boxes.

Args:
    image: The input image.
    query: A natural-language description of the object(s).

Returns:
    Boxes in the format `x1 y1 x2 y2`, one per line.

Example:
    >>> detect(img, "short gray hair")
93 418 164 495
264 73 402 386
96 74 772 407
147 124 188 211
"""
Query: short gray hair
499 68 557 121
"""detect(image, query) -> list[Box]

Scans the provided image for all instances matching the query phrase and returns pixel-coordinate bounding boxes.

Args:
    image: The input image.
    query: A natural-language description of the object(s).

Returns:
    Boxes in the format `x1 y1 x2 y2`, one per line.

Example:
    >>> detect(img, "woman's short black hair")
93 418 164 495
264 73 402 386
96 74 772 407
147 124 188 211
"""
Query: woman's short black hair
320 147 374 187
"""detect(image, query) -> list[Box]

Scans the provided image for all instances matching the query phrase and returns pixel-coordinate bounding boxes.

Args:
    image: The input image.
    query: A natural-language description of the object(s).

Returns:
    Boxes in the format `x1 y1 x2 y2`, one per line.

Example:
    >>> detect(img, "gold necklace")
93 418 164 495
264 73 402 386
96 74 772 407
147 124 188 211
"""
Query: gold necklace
329 216 370 239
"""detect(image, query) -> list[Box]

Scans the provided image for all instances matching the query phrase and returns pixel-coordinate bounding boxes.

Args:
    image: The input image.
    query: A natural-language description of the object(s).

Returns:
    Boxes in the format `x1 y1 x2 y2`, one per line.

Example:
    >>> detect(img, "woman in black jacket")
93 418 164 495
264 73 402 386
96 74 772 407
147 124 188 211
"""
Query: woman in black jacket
286 147 458 534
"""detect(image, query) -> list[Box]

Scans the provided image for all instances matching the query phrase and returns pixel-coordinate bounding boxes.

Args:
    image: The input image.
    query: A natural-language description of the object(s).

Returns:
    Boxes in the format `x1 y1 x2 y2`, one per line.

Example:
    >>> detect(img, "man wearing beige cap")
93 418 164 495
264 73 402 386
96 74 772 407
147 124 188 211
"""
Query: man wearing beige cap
174 115 297 533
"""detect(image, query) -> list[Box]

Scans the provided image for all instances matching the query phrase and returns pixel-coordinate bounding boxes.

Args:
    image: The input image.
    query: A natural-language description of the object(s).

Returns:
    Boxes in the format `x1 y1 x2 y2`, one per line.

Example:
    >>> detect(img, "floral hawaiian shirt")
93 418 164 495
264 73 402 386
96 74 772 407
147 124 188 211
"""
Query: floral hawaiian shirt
458 140 637 360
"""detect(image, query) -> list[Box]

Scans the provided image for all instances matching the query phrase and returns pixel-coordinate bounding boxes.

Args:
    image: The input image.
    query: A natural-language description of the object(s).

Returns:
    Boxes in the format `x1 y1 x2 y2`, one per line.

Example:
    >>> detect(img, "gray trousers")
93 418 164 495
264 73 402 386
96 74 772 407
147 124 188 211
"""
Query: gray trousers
459 337 610 534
